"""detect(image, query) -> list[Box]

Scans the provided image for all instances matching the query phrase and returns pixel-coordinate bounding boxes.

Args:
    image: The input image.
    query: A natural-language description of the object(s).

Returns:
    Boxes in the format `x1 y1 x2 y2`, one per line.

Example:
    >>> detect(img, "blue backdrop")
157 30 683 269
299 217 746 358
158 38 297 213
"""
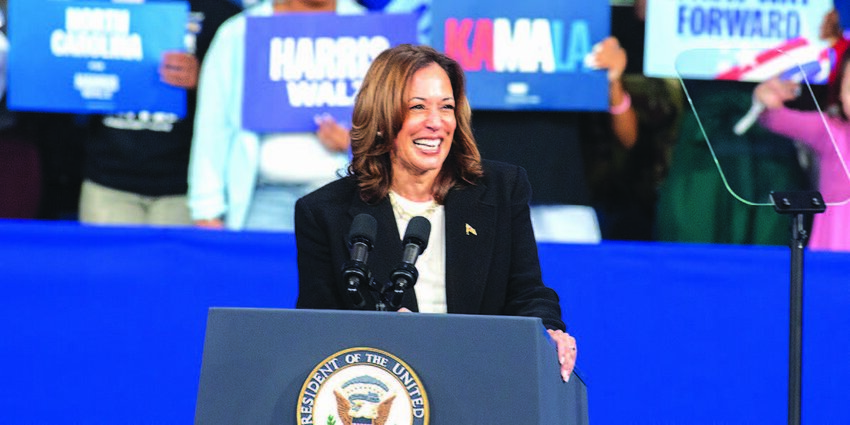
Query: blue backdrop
0 220 847 424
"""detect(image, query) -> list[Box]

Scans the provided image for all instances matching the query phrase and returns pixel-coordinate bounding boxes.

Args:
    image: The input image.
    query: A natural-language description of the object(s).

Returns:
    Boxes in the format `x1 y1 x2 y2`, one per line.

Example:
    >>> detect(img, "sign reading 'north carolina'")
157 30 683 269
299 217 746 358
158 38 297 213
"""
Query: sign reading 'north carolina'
7 0 188 116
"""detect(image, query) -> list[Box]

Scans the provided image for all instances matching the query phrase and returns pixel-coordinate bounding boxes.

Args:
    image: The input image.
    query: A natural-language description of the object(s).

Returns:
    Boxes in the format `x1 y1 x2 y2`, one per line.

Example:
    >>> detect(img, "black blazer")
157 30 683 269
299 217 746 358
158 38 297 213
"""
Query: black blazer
294 160 565 331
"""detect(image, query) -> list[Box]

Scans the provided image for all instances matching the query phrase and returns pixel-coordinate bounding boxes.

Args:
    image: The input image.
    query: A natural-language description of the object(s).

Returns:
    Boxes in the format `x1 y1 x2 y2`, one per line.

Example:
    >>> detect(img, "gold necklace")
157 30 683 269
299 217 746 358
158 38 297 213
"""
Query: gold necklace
388 191 439 222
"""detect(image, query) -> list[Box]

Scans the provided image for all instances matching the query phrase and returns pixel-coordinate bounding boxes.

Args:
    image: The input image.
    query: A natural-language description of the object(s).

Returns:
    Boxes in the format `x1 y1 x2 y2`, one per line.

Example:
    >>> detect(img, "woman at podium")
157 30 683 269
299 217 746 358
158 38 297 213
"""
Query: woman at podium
294 44 577 381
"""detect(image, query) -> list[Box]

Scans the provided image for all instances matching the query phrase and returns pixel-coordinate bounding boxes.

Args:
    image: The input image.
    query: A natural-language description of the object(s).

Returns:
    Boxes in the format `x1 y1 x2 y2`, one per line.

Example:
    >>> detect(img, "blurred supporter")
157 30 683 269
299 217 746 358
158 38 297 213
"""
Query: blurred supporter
820 8 850 113
79 0 241 225
567 2 684 242
657 6 848 248
751 54 850 252
338 0 430 43
0 8 6 101
0 2 42 219
580 32 683 241
585 36 639 149
188 0 351 231
470 33 651 242
655 80 812 246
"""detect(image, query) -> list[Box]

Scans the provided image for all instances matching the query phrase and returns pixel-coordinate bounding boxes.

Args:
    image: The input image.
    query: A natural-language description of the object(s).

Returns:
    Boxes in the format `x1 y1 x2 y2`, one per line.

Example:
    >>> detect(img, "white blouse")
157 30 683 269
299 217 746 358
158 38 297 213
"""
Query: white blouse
388 191 447 313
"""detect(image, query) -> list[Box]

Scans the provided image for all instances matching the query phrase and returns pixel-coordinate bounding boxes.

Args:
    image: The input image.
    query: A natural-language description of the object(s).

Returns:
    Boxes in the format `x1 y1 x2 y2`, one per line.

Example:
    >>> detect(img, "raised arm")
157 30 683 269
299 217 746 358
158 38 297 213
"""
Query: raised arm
586 36 638 148
187 16 244 226
755 78 834 156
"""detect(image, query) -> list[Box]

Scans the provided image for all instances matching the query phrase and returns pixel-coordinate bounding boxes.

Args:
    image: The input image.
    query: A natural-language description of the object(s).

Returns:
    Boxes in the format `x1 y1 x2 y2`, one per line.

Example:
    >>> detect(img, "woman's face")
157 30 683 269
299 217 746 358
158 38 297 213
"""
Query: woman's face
391 63 456 180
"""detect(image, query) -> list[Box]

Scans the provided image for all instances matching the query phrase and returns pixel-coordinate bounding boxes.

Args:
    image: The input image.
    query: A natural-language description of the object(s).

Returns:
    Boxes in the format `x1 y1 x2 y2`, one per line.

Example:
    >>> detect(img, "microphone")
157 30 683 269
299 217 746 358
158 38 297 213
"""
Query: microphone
388 216 431 309
341 214 377 308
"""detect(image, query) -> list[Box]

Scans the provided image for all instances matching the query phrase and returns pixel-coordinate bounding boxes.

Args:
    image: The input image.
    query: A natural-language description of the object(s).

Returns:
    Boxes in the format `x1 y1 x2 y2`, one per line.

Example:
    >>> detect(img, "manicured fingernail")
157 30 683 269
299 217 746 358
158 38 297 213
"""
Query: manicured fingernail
562 371 570 382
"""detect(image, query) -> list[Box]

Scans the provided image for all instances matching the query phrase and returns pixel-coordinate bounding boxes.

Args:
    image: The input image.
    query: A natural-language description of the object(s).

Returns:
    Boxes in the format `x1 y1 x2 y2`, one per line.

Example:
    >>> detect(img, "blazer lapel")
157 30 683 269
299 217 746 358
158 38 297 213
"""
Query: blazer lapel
444 183 495 314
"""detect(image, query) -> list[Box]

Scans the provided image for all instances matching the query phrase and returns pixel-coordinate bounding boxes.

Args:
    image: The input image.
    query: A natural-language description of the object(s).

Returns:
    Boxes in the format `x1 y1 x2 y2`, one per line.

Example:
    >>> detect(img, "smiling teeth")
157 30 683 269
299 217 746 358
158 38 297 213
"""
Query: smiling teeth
414 139 439 148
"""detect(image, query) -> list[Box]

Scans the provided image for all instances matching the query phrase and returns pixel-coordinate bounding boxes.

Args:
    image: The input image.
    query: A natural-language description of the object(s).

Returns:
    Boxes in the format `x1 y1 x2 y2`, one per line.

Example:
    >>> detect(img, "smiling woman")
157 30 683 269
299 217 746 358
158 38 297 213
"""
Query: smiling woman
294 44 579 383
347 43 481 204
389 62 456 199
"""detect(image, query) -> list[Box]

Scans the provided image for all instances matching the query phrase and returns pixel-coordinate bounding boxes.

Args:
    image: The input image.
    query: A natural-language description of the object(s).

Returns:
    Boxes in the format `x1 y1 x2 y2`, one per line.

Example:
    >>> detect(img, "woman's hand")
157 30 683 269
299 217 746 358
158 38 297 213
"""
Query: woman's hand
159 51 199 89
315 113 351 152
194 218 225 229
547 329 578 382
754 77 800 109
584 36 627 82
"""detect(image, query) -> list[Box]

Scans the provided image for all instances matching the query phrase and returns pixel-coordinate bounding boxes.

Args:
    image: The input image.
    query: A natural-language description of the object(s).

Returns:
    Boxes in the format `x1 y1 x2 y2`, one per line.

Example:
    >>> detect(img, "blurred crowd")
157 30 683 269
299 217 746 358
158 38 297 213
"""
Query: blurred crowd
0 0 847 252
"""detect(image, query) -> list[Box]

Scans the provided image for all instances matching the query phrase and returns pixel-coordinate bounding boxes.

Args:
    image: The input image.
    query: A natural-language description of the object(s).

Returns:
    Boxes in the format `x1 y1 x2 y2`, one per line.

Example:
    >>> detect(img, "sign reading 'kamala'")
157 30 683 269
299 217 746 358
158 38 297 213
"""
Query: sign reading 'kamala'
431 0 610 111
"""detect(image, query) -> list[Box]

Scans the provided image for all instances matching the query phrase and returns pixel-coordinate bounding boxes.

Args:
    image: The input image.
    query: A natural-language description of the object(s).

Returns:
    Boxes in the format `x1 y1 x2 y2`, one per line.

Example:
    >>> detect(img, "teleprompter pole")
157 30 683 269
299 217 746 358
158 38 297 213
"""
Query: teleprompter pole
769 191 826 425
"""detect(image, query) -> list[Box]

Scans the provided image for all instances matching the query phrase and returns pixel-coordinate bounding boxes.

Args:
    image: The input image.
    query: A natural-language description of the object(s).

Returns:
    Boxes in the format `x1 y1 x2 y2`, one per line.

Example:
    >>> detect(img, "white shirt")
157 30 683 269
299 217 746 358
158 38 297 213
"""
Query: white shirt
389 191 447 313
257 133 348 185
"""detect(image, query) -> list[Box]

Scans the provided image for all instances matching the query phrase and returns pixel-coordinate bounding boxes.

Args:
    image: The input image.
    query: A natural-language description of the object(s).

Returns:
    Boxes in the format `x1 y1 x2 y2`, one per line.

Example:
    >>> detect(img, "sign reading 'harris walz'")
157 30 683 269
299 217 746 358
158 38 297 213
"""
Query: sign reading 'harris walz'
242 13 417 133
298 347 429 425
8 0 188 116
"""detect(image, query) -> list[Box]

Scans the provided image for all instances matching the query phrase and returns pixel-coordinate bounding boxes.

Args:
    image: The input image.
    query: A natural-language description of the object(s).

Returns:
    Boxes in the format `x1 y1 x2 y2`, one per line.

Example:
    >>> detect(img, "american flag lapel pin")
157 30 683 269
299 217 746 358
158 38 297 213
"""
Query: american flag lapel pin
465 223 477 236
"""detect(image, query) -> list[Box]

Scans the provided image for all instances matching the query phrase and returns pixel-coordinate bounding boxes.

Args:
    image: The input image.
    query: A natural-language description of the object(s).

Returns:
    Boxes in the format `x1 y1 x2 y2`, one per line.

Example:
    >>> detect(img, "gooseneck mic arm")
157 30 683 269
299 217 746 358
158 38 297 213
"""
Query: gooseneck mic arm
387 216 431 310
341 214 377 309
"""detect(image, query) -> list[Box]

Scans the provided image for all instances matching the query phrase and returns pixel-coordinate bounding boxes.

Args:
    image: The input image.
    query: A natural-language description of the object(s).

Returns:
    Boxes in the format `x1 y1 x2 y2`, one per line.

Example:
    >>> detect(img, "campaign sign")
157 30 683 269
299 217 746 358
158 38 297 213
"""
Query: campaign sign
645 0 834 82
243 13 417 132
7 0 188 116
431 0 610 111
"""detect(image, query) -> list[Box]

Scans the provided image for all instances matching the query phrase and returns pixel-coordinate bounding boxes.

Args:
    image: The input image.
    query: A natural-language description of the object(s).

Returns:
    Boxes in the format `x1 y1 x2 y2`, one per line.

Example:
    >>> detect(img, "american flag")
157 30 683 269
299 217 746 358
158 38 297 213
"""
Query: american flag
715 37 832 84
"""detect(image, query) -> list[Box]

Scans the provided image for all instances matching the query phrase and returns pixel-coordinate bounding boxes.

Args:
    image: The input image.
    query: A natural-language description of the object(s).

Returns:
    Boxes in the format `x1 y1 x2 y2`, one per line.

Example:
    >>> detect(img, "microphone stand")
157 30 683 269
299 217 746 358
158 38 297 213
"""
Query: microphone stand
368 279 393 312
769 191 825 425
367 278 410 312
372 216 428 312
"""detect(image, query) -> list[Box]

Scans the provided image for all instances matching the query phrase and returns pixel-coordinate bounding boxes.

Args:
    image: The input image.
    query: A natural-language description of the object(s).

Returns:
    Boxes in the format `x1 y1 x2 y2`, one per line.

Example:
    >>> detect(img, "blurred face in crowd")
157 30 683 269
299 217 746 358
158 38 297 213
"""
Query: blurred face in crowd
633 0 646 22
820 9 841 42
299 0 335 9
274 0 335 13
391 63 456 182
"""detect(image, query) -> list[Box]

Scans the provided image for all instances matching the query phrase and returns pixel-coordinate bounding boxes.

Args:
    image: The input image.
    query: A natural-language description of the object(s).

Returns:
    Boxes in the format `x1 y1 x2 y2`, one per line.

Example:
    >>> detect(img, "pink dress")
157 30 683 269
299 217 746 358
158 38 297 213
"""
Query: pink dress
760 108 850 252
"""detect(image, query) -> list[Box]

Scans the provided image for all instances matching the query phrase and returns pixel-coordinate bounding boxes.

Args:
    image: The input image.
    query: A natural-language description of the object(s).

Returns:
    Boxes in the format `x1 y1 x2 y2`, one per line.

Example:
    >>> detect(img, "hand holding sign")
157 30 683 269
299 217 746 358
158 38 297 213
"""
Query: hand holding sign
584 36 627 82
315 113 351 153
160 51 199 89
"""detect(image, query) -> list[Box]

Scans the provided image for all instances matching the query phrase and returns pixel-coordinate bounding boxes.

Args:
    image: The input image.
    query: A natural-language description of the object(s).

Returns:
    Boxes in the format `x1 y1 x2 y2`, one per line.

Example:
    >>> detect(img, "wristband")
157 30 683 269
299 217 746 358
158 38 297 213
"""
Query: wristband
609 92 631 115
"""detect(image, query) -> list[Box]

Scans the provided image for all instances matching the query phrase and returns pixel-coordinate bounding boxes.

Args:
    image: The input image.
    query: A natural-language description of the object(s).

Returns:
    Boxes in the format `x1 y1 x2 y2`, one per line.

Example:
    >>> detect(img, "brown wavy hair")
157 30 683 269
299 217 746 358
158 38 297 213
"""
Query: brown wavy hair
347 44 482 204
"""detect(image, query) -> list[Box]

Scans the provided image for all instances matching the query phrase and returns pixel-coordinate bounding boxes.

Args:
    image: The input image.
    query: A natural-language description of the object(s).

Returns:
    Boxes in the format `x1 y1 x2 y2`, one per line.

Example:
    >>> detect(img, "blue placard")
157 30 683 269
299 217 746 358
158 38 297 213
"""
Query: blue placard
7 0 188 116
243 13 417 132
430 0 610 111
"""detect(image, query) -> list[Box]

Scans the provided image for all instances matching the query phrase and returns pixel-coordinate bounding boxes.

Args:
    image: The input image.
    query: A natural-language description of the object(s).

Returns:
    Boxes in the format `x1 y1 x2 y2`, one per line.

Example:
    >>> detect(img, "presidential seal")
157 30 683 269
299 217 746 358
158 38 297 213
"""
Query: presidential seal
297 347 429 425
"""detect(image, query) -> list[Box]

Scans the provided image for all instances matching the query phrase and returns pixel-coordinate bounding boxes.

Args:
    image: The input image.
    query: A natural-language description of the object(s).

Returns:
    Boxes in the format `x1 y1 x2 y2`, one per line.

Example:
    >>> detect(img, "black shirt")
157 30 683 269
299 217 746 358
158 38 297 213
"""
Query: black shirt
84 0 241 196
